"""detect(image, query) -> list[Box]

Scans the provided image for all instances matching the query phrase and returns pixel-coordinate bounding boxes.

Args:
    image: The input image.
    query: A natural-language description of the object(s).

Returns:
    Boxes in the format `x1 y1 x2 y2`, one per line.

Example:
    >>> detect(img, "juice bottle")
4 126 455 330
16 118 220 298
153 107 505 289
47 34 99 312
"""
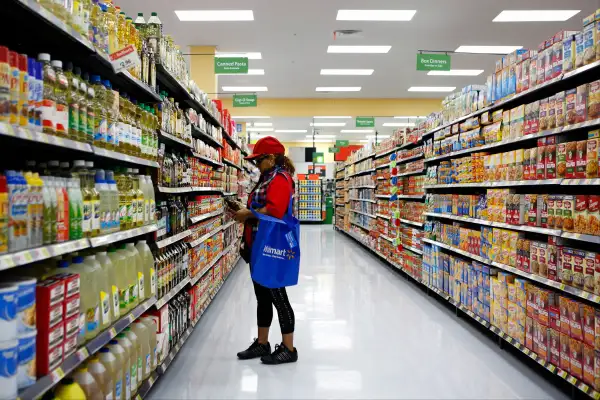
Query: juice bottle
54 378 87 400
96 250 119 322
98 347 122 400
116 333 136 398
37 53 56 135
78 80 88 142
108 339 129 400
51 60 69 137
17 54 29 127
87 161 101 237
136 240 155 298
130 321 150 380
87 356 112 400
69 255 100 340
86 84 96 144
124 243 141 304
108 246 128 313
123 327 142 391
95 169 110 234
65 62 80 141
84 254 111 330
103 80 116 150
91 75 107 147
139 317 157 371
132 169 144 227
106 170 119 231
73 160 91 238
73 367 103 400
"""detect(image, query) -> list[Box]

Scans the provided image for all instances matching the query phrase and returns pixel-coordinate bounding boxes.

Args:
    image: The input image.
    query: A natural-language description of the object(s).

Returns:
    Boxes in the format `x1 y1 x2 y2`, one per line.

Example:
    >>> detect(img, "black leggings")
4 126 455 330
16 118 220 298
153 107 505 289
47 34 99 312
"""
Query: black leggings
253 280 295 334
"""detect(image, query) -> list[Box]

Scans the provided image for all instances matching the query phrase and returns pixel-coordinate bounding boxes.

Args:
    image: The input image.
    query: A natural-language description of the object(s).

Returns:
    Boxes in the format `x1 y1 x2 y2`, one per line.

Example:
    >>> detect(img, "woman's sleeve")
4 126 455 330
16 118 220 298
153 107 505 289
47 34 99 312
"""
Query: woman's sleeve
265 175 293 219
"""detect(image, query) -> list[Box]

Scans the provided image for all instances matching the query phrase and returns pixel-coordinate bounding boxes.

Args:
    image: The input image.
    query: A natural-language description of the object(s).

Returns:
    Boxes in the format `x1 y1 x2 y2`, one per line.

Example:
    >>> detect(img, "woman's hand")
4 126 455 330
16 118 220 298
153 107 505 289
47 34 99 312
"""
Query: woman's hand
234 208 253 223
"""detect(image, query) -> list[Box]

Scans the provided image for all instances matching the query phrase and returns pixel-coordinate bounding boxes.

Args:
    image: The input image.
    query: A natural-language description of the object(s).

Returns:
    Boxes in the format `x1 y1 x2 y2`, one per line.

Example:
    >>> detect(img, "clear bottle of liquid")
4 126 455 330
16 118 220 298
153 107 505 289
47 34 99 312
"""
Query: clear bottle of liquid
95 169 110 234
78 80 87 143
67 177 83 240
115 170 130 230
117 93 128 155
65 62 80 141
116 333 136 398
72 160 91 238
131 169 144 227
104 2 118 54
89 0 102 50
117 243 135 310
123 327 142 392
130 100 140 156
40 175 55 245
117 11 128 52
51 60 68 137
126 242 143 304
54 378 87 400
98 347 122 400
105 170 119 232
136 240 155 299
69 255 100 340
147 12 161 57
139 317 157 371
37 54 56 135
87 85 96 144
109 246 129 314
87 161 101 237
108 339 129 400
91 75 107 147
133 13 146 40
103 80 116 150
125 169 136 228
73 367 103 400
130 321 150 380
86 356 112 400
55 177 69 243
84 254 111 330
97 250 119 321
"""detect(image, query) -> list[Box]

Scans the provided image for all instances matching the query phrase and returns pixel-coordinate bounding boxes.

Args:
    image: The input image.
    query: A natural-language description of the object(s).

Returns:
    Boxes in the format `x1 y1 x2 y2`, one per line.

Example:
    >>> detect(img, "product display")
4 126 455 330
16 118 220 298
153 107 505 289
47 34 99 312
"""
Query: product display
298 176 323 222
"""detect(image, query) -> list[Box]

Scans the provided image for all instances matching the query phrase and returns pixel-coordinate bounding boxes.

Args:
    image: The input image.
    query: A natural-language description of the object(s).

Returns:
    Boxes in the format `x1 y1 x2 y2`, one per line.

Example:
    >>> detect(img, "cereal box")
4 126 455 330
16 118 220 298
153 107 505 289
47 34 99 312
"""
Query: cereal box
530 101 540 134
584 18 597 65
560 332 571 372
561 247 575 285
556 91 566 127
575 84 589 124
587 134 599 178
576 140 588 179
510 105 524 139
539 98 549 131
548 195 557 228
557 142 567 178
546 137 557 179
555 195 564 229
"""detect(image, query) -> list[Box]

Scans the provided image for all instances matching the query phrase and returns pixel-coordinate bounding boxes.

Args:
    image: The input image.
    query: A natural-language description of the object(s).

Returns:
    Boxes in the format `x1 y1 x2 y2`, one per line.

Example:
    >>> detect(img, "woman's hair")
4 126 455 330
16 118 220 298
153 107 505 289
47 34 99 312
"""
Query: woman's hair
274 154 296 175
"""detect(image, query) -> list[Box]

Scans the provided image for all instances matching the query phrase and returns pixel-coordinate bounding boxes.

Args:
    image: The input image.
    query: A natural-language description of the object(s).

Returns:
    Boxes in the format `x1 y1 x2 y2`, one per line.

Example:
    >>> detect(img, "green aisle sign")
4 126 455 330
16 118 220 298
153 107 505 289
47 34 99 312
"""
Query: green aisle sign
329 147 340 153
356 117 375 128
417 53 451 71
233 94 257 107
215 57 249 74
313 152 324 163
336 140 349 147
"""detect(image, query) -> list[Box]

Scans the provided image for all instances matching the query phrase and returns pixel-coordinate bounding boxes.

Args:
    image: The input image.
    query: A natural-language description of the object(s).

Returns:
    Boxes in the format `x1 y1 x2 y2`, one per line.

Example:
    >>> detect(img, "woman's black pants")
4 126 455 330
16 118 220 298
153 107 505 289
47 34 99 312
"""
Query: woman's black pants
253 280 295 334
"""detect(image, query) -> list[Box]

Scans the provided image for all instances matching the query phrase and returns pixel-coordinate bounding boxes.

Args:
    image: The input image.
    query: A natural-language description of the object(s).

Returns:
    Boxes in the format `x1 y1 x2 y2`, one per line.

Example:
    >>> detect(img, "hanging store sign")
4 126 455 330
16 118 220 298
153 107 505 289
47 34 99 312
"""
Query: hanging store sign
312 152 324 163
329 147 340 153
416 53 451 71
336 140 349 147
215 57 249 74
233 94 257 107
356 117 375 128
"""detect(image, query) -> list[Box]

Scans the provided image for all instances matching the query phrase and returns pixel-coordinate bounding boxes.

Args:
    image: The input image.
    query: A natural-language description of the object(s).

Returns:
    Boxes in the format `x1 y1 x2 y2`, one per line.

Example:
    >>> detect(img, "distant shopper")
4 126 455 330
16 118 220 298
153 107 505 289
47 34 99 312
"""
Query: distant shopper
233 136 299 365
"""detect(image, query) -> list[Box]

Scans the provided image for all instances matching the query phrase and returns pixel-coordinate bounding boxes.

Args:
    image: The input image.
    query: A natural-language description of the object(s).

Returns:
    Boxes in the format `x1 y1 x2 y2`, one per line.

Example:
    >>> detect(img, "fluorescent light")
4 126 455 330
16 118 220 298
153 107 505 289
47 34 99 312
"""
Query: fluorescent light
408 86 456 92
313 116 352 119
366 135 390 139
394 116 426 119
247 127 273 132
231 116 270 119
175 10 254 21
327 46 391 54
275 129 307 133
320 69 374 76
252 122 272 127
455 45 522 54
315 87 361 92
310 122 346 127
340 129 374 133
306 135 336 138
216 52 262 60
336 10 416 21
222 86 268 92
220 69 265 75
294 139 335 143
427 69 484 76
382 123 415 127
493 10 580 22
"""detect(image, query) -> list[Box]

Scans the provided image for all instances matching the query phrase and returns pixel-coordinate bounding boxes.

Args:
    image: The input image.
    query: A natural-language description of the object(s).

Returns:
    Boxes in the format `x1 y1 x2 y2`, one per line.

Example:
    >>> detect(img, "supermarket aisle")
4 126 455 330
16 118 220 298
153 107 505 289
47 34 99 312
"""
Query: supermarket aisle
149 225 567 399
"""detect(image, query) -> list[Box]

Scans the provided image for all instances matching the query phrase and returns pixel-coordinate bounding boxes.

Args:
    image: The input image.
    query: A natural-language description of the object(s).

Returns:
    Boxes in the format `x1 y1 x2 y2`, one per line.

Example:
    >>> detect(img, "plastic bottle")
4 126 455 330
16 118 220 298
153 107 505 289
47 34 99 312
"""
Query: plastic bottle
85 254 111 330
125 169 137 228
54 378 87 400
106 171 119 232
139 317 157 371
67 177 83 240
108 246 129 313
133 13 146 40
78 80 88 142
146 12 161 55
42 176 57 244
37 53 56 135
117 11 127 52
125 242 143 304
131 169 144 227
136 240 155 298
73 367 103 400
27 58 37 128
95 169 110 234
91 75 107 147
8 51 19 126
130 322 150 380
87 84 96 144
116 333 135 398
108 339 129 400
87 161 101 237
96 250 118 321
87 356 113 400
139 176 149 225
0 47 11 124
98 347 121 400
65 62 79 141
23 172 38 248
72 161 91 238
51 60 68 137
123 327 141 392
7 171 25 252
0 175 8 254
70 255 100 340
17 55 29 127
117 93 127 155
89 0 104 52
103 80 116 150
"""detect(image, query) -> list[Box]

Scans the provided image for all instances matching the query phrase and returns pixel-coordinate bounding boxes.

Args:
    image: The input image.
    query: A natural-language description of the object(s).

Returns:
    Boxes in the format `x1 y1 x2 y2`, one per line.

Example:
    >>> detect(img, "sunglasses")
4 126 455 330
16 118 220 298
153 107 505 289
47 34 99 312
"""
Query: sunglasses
252 155 269 165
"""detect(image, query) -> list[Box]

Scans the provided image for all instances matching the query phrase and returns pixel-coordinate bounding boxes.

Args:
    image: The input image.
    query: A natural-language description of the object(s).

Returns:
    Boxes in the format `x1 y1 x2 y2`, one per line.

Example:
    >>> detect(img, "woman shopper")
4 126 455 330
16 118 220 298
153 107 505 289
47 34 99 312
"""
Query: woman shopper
233 136 298 365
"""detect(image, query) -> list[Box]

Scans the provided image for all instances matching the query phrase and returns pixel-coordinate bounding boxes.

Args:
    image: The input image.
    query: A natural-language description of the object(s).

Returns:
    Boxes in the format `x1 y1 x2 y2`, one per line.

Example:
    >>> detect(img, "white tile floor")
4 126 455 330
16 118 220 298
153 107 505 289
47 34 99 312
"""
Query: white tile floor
148 225 568 399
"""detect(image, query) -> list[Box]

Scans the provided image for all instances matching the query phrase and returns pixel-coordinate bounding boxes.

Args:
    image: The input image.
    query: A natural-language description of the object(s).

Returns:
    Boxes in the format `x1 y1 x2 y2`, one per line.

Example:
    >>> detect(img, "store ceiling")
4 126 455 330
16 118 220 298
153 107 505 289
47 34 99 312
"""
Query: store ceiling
120 0 598 99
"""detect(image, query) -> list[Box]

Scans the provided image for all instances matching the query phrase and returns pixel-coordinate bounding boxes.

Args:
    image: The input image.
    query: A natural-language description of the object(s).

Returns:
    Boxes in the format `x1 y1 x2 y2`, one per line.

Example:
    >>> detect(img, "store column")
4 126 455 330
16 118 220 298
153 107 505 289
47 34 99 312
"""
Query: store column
189 45 218 97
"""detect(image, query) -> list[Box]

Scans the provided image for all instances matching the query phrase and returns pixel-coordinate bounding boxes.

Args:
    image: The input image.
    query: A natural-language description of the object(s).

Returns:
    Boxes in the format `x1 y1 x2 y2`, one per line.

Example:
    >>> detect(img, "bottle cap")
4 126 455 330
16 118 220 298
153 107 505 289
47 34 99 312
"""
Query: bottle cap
65 61 73 72
99 348 110 353
137 12 143 16
73 256 84 263
73 160 85 168
0 47 8 64
37 53 50 62
8 51 17 68
86 161 94 168
103 80 112 89
74 66 82 76
58 260 70 268
95 169 106 183
151 12 157 16
18 55 27 72
50 60 62 69
91 75 101 84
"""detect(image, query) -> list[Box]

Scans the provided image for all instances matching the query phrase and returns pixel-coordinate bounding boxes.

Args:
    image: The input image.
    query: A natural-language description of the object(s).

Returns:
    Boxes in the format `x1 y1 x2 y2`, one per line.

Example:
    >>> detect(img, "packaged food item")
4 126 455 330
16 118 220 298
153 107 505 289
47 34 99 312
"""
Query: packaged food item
576 140 588 179
510 106 524 139
566 141 577 179
588 195 599 236
571 338 584 379
547 95 557 130
566 89 577 125
584 16 597 65
576 32 585 68
530 101 540 134
573 249 586 290
587 132 599 178
546 137 557 179
555 195 564 230
556 91 566 127
17 330 36 390
539 98 549 131
501 111 511 139
563 196 575 232
589 81 600 120
550 328 561 366
536 143 546 180
564 34 577 72
560 332 571 372
560 297 571 335
529 147 538 180
557 142 567 178
584 254 596 295
575 84 589 124
583 344 595 387
575 195 589 234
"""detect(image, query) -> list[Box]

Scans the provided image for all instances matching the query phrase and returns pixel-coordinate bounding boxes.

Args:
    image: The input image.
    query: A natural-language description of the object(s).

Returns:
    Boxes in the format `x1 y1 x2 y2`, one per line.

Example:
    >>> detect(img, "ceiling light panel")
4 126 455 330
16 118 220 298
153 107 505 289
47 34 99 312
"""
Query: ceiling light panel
275 129 307 133
310 123 346 127
455 45 522 54
336 10 416 21
382 123 416 127
216 52 262 59
175 10 254 21
320 69 374 76
313 116 352 119
493 10 580 22
222 86 268 92
340 129 374 133
247 127 274 132
327 46 391 54
427 69 484 76
408 86 456 92
231 116 270 119
306 135 336 138
315 87 361 92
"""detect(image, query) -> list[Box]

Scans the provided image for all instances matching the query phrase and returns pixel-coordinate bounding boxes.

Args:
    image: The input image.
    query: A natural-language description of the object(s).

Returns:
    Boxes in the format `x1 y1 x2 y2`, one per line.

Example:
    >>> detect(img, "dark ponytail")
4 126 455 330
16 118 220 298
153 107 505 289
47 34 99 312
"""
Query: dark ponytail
274 154 296 175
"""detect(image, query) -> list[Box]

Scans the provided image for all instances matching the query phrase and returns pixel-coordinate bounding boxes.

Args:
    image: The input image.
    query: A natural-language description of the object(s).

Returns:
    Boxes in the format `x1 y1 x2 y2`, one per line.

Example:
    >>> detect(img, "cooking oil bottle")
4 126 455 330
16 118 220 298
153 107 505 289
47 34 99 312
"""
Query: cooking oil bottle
87 161 101 237
37 53 56 136
91 75 107 148
117 11 128 52
117 93 127 155
105 2 119 54
132 100 142 156
52 60 69 138
116 169 131 230
86 84 96 145
65 63 81 141
132 169 144 227
103 80 115 151
125 169 137 228
73 160 92 238
78 80 88 143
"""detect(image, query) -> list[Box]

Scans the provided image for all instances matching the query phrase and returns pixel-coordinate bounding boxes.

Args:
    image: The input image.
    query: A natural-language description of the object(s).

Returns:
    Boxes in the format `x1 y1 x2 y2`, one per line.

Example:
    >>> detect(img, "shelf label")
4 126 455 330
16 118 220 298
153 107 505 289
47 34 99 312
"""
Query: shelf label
233 94 257 107
215 57 249 74
109 45 141 74
356 117 375 128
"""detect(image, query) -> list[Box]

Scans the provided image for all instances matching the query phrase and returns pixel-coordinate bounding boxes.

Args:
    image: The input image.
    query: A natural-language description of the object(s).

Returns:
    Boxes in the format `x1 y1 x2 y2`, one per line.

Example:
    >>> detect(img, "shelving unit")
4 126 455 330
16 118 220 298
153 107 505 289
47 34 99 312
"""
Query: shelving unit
298 175 324 222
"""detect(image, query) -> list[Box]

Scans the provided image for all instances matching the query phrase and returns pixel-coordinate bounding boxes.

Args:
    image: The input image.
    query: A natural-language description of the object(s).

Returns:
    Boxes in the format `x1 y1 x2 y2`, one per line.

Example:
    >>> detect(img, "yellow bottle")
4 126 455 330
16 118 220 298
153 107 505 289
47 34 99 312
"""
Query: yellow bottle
89 0 105 54
104 3 119 54
116 170 131 230
117 11 128 53
117 94 127 155
54 378 87 399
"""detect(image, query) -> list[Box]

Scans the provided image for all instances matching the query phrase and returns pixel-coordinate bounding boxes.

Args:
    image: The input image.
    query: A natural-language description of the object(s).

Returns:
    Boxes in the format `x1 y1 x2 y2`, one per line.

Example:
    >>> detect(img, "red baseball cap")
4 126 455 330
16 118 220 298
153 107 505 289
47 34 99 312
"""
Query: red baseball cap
245 136 285 160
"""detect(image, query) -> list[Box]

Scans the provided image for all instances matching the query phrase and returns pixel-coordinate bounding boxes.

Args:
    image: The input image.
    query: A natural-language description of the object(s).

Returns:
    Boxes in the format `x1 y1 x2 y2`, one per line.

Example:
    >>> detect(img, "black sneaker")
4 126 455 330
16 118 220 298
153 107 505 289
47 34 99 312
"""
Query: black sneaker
237 338 271 360
261 343 298 365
